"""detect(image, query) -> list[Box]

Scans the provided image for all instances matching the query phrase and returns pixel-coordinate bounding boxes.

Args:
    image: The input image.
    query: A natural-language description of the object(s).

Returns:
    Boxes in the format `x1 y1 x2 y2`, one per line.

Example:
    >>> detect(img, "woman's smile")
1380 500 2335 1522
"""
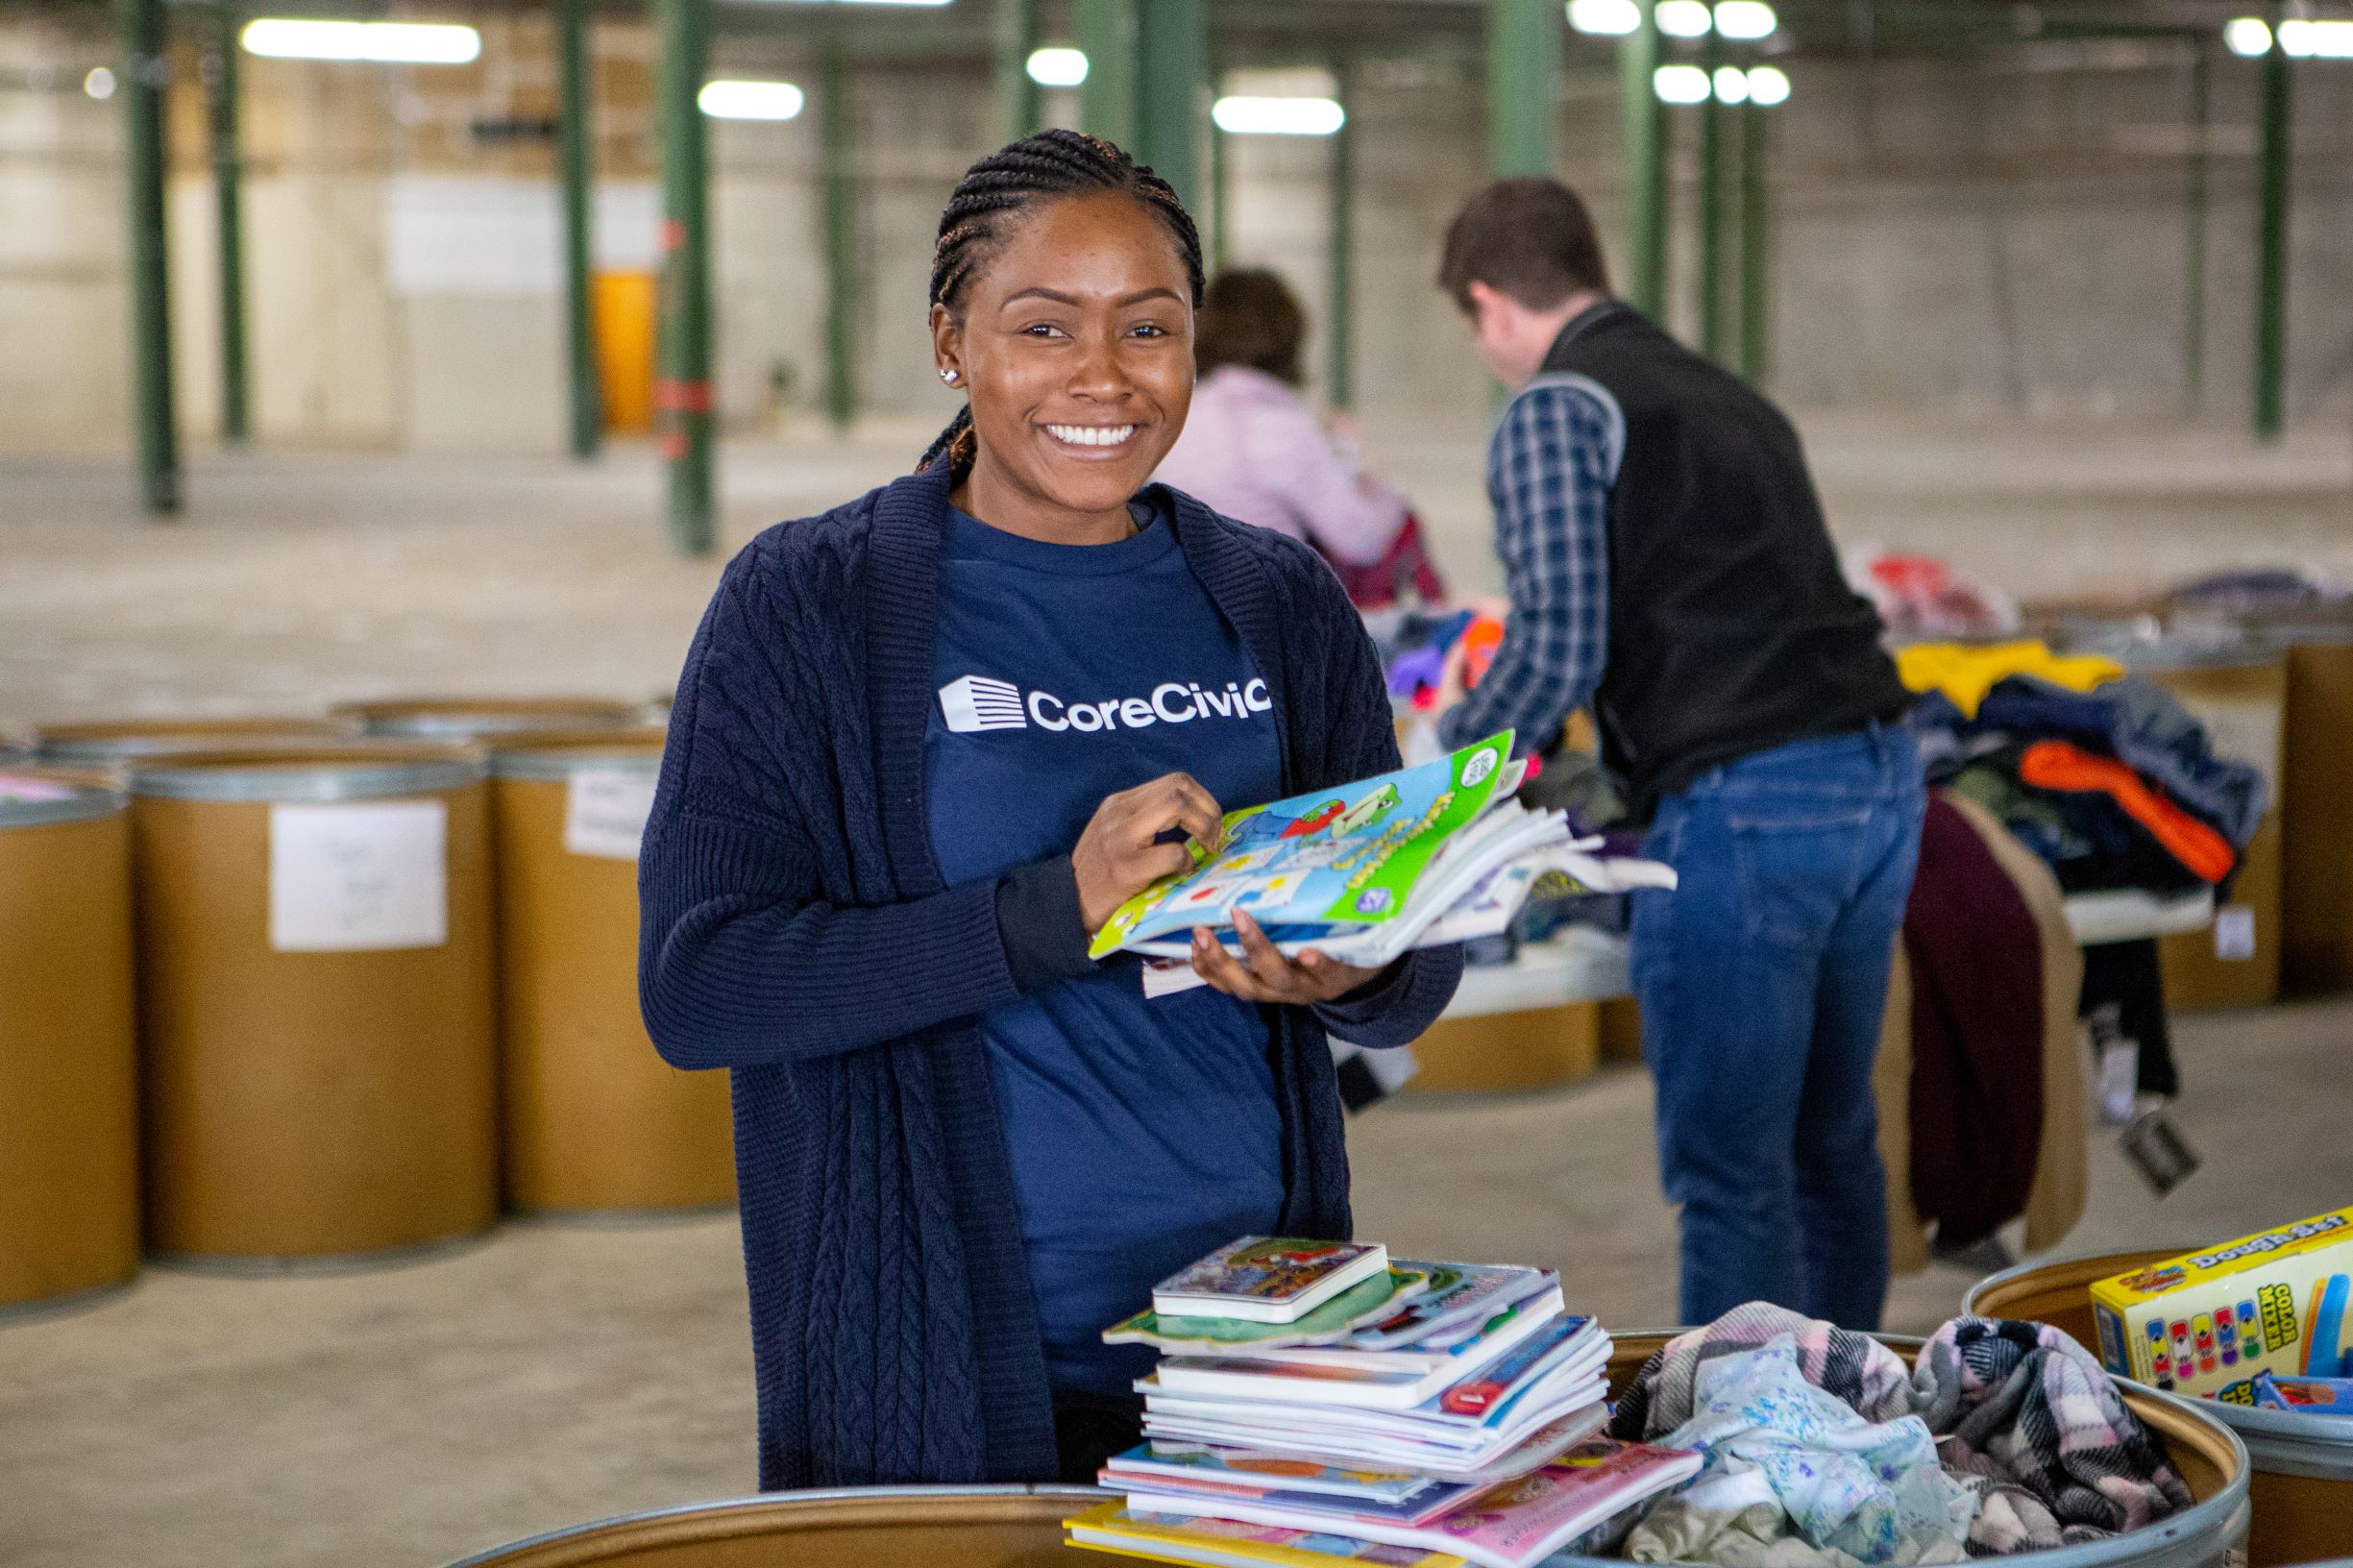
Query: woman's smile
1043 422 1140 453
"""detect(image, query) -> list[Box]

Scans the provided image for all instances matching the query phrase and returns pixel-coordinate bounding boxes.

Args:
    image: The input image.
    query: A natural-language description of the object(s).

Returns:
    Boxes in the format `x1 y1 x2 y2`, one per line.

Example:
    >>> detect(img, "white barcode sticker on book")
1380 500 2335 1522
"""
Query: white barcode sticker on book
565 769 658 861
269 800 448 951
2214 905 2257 962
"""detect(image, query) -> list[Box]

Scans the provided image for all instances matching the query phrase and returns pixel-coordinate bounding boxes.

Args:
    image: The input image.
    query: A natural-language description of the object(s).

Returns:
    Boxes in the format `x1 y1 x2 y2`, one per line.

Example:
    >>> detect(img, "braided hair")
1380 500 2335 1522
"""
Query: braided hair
919 129 1206 480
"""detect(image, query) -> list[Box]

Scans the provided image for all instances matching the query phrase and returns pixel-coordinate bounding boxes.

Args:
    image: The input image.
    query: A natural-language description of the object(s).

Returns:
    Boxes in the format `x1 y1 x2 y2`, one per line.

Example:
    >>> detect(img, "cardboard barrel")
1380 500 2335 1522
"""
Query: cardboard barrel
1972 1251 2350 1566
129 747 499 1267
2272 633 2353 993
2140 655 2288 1012
0 770 140 1317
489 730 733 1217
335 698 646 741
36 716 358 770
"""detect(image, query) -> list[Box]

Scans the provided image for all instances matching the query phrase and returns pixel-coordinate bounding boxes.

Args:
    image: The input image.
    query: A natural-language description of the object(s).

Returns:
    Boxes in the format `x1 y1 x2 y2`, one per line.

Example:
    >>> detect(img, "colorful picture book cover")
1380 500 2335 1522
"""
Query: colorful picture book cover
1089 733 1515 959
1107 1268 1431 1351
1155 1239 1389 1313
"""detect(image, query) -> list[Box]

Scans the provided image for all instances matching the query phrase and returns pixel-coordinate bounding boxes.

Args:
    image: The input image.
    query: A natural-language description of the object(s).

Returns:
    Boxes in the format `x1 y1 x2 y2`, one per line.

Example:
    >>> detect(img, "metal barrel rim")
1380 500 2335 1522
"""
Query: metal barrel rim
35 719 359 768
335 698 646 739
484 726 667 782
0 773 127 829
128 747 487 803
438 1484 1108 1568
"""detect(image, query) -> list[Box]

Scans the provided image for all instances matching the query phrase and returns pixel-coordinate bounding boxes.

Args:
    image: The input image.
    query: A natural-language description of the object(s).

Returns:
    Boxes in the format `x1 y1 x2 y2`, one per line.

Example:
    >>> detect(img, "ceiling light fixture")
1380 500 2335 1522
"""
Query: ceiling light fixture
1654 62 1711 101
1212 95 1345 135
1746 64 1790 105
1712 2 1777 40
1025 45 1087 86
240 18 480 63
1566 0 1641 36
698 79 804 119
1656 1 1714 38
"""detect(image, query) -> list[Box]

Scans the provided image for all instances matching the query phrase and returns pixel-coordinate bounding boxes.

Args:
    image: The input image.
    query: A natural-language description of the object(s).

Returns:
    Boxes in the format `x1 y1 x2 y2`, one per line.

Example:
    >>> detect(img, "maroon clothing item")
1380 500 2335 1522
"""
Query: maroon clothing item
1903 796 2047 1247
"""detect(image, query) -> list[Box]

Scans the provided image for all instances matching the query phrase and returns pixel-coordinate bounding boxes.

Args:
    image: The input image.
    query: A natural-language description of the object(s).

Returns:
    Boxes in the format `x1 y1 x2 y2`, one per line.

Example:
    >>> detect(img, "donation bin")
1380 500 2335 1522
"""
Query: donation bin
36 715 356 770
489 728 733 1216
129 746 499 1267
0 768 139 1316
335 698 645 741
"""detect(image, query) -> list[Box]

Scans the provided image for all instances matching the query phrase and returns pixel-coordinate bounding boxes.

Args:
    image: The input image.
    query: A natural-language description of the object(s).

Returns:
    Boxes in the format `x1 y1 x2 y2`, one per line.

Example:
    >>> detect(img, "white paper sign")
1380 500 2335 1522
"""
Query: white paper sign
564 769 658 861
2213 904 2258 962
269 801 450 952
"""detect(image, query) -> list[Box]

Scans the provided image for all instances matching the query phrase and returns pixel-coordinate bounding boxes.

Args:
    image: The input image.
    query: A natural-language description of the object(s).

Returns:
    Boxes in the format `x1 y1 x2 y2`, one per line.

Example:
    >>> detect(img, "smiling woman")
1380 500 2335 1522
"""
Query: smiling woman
634 129 1462 1493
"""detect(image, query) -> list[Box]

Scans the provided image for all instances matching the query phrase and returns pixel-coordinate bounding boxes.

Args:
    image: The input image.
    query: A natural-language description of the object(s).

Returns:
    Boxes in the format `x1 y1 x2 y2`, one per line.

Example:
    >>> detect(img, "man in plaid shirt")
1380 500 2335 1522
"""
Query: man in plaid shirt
1433 180 1921 1333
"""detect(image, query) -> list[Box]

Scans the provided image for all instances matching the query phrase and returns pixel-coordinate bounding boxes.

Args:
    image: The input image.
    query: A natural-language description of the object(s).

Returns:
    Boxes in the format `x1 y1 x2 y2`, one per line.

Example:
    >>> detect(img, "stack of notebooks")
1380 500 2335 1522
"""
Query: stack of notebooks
1065 1237 1701 1568
1079 732 1676 997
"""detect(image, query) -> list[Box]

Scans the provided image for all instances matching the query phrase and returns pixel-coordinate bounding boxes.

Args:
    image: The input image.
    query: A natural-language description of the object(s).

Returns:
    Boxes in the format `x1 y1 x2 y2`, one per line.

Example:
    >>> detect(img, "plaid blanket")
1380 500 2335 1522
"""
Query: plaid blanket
1613 1308 2193 1557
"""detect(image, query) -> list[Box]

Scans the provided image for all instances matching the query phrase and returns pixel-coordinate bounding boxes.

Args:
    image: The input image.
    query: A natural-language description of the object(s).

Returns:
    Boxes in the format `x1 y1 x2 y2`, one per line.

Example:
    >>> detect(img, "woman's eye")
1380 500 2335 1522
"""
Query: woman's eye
1019 323 1068 339
1130 323 1169 339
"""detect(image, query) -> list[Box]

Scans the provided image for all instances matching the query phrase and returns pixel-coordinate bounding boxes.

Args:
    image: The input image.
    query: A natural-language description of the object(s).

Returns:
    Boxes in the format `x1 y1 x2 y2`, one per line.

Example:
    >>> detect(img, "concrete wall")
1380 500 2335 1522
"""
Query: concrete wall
2 13 2347 457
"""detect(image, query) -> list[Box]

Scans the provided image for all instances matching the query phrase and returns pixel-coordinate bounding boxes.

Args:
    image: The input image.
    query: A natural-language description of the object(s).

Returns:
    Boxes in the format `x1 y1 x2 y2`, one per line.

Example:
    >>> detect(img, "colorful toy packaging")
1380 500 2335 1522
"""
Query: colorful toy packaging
2090 1208 2353 1400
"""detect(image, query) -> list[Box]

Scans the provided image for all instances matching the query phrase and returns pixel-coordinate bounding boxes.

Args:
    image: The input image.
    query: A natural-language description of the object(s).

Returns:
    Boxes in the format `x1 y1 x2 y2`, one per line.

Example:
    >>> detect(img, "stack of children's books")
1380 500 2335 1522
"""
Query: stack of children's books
1064 1237 1701 1568
1084 732 1675 998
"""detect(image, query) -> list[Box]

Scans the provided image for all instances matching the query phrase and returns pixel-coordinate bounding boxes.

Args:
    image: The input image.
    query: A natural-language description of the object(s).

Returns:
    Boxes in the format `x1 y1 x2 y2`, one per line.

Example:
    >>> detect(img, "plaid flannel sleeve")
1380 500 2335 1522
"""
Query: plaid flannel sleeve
1436 377 1623 756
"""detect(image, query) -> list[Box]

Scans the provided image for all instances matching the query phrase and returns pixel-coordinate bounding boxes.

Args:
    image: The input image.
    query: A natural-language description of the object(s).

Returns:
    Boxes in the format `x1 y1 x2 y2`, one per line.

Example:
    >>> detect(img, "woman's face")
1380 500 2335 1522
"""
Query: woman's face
933 190 1194 523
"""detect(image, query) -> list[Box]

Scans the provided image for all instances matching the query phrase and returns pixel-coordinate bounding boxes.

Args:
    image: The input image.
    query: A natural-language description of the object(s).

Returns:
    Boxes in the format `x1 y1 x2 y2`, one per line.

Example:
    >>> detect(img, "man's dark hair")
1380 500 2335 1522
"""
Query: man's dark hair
1195 268 1307 386
1437 178 1611 314
919 129 1205 479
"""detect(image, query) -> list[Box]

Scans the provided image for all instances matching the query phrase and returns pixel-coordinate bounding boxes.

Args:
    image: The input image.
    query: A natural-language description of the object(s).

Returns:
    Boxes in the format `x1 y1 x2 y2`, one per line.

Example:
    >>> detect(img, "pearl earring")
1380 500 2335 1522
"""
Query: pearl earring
940 368 960 385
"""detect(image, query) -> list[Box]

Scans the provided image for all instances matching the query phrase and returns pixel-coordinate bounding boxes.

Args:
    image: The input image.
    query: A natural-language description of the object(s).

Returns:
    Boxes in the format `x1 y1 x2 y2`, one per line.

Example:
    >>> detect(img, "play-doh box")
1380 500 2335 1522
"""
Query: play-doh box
2091 1208 2353 1400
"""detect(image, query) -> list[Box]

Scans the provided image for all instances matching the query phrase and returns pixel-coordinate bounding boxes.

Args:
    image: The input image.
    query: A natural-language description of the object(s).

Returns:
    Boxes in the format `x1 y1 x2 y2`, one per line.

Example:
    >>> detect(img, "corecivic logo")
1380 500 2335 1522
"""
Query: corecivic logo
939 674 1272 735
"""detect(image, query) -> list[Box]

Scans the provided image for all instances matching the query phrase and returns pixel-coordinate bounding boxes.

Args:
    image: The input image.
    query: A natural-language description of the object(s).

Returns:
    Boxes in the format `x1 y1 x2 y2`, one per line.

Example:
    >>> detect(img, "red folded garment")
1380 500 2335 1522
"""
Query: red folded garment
2017 740 2236 884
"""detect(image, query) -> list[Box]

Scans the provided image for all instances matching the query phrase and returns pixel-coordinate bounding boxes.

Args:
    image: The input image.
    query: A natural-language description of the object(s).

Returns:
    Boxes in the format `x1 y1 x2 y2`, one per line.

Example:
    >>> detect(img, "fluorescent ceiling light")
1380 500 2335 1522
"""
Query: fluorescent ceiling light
1654 62 1711 102
699 79 804 119
1746 64 1790 105
240 18 480 63
1213 95 1345 135
2278 18 2353 58
1713 64 1750 102
1566 0 1640 36
2222 17 2271 56
83 65 115 99
1656 1 1714 37
1713 2 1777 40
1025 45 1087 86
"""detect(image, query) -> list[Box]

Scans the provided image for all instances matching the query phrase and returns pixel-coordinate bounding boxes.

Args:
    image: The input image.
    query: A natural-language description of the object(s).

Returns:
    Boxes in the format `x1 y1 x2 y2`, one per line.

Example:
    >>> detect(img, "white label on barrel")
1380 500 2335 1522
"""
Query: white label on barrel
564 769 657 861
269 800 449 951
2214 904 2257 961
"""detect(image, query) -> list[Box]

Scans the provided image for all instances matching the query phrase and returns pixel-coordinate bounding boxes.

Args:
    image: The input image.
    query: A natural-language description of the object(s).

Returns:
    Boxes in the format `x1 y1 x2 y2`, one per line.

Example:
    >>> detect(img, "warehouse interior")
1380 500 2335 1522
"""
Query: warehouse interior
4 1 2353 1565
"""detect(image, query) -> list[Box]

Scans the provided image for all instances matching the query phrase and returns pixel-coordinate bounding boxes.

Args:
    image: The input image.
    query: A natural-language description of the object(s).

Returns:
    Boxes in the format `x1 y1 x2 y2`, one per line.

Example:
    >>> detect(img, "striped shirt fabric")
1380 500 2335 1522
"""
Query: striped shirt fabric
1438 374 1626 756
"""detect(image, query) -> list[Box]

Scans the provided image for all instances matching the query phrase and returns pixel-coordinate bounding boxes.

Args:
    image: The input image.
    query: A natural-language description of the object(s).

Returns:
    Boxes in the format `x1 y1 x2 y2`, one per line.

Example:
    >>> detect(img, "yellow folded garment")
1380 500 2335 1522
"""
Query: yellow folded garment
1897 640 2124 719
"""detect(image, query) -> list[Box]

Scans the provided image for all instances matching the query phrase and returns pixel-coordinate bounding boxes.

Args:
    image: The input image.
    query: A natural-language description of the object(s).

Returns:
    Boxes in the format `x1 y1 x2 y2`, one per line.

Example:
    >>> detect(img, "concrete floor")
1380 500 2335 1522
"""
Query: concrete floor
3 414 2350 1564
4 998 2348 1568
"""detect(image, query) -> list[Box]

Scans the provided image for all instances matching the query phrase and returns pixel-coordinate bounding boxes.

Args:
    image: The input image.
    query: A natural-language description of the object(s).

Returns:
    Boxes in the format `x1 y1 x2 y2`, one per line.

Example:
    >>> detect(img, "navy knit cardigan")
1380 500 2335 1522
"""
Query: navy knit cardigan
637 461 1463 1491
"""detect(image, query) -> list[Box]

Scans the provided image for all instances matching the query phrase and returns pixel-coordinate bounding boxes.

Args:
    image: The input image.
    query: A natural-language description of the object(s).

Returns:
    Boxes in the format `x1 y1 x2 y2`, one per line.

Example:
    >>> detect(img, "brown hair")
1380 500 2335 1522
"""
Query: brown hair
1437 178 1611 314
1194 268 1307 386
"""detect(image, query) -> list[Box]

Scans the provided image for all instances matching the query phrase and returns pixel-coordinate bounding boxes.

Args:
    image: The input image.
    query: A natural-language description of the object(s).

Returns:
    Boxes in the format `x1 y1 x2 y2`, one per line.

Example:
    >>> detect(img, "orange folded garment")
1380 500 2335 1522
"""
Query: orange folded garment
2017 740 2236 884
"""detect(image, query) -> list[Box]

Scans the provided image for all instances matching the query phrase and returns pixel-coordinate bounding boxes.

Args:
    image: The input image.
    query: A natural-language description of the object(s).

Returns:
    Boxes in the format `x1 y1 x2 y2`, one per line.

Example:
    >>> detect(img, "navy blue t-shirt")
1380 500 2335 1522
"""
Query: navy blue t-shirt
925 498 1287 1395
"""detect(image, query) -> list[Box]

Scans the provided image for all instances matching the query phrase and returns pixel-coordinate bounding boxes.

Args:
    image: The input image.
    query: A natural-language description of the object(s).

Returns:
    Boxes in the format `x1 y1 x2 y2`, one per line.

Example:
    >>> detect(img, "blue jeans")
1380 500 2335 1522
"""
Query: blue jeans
1630 723 1925 1331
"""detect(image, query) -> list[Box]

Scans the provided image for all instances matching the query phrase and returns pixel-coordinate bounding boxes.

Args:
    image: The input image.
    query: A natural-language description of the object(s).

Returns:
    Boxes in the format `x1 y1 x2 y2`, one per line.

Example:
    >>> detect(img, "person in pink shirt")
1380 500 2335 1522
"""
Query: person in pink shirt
1156 270 1435 603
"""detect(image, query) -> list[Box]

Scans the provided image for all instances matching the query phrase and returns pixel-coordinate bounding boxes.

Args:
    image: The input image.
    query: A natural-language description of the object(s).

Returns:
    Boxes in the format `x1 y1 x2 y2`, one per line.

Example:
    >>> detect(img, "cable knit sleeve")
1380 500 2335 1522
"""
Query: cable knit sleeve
637 549 1074 1069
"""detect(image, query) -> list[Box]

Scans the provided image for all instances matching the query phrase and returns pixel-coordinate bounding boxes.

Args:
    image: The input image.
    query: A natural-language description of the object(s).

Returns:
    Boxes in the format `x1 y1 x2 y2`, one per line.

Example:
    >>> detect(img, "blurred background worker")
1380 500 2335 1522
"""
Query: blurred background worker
1157 268 1443 609
1430 178 1923 1332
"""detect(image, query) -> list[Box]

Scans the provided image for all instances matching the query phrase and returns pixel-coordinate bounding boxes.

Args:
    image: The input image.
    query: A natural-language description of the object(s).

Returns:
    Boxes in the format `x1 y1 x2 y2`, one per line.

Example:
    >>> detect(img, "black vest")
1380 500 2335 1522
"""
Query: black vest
1544 303 1908 806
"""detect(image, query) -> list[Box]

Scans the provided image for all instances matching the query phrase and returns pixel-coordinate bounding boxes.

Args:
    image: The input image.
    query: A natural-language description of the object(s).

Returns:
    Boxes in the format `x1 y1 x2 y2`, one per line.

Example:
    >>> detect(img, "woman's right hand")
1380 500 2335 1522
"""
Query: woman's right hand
1071 772 1228 934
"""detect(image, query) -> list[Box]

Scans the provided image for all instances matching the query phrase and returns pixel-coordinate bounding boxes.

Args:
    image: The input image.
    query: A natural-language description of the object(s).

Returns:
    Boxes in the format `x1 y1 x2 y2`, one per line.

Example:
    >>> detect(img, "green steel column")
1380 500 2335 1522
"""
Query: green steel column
1076 0 1136 149
206 1 248 446
821 37 854 430
653 0 712 555
1696 38 1727 360
1738 93 1770 383
1208 68 1229 272
1487 0 1560 177
1326 60 1355 412
2184 37 2209 413
121 0 177 513
2252 36 2289 442
1133 0 1204 207
993 0 1039 143
1618 1 1667 318
556 0 601 460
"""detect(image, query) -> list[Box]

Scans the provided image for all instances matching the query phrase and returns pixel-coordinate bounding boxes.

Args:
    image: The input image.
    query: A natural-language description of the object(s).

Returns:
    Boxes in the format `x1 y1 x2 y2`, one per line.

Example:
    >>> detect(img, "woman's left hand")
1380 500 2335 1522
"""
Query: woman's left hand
1189 910 1387 1004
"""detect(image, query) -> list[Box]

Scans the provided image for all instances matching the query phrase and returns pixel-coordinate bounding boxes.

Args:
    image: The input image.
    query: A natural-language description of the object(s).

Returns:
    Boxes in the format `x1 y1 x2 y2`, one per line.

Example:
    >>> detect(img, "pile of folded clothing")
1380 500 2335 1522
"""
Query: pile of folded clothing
1066 1237 1702 1568
1899 640 2267 897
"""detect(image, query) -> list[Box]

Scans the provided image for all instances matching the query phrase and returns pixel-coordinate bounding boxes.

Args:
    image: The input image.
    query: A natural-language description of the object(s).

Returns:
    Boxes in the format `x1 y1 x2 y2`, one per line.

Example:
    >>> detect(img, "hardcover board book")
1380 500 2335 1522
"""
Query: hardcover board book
1155 1239 1393 1326
1113 1268 1433 1351
1066 1502 1471 1568
1152 1296 1562 1410
2089 1207 2353 1399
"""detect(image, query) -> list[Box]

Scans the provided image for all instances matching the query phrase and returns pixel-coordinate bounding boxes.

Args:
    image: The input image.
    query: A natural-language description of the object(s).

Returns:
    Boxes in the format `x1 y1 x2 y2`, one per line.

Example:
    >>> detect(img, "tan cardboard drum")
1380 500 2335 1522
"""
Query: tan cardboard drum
490 730 733 1216
129 747 499 1266
335 698 645 741
0 771 140 1314
2145 657 2287 1011
2279 637 2353 993
1407 1003 1600 1092
36 715 356 770
1972 1250 2347 1566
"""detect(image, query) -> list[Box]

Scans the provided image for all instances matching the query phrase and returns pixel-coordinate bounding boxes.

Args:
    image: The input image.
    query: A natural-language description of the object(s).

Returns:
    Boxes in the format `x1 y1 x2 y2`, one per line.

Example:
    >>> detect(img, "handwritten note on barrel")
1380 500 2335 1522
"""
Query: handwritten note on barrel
563 768 657 861
268 800 450 951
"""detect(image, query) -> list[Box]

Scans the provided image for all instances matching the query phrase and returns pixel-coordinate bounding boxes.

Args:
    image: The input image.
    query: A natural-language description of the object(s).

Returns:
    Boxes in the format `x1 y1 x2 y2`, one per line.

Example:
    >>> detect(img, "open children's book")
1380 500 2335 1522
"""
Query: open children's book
1091 732 1676 996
